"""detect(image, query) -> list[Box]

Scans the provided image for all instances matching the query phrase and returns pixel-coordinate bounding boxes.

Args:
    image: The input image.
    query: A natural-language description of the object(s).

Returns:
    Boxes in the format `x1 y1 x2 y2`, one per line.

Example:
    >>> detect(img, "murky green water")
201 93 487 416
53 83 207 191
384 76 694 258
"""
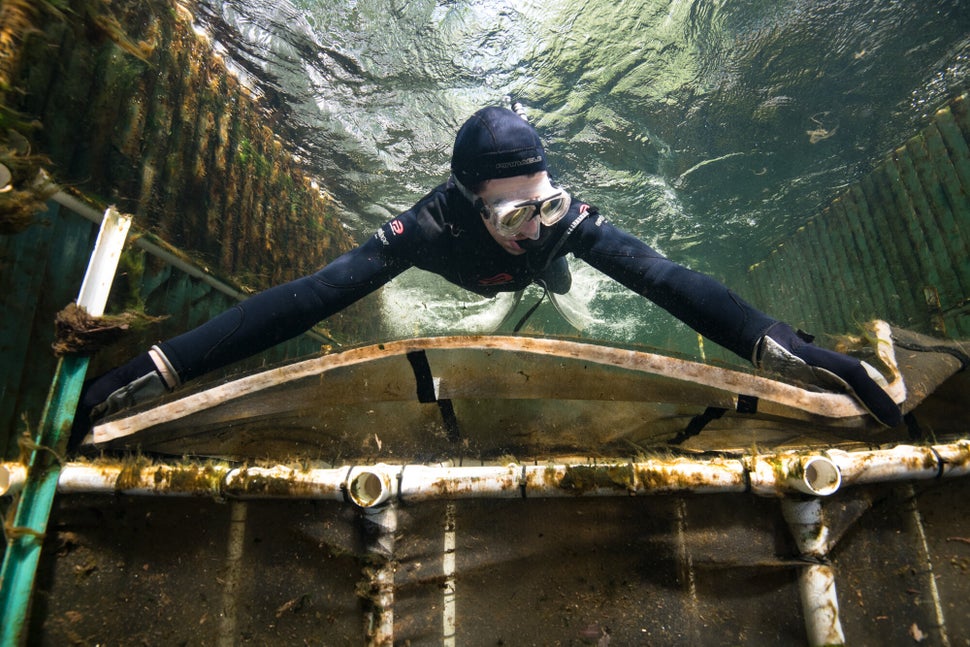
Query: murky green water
189 0 970 343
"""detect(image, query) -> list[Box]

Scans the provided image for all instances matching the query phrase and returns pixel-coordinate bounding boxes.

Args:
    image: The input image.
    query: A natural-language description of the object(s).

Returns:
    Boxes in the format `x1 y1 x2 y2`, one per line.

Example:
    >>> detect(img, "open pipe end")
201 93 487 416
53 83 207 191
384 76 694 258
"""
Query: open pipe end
347 468 394 508
0 464 26 497
792 457 842 496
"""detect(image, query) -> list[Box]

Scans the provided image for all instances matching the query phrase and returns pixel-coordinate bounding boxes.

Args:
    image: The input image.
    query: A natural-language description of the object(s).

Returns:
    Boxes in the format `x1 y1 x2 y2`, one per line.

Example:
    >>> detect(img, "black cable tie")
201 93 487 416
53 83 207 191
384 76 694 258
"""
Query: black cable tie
930 446 947 479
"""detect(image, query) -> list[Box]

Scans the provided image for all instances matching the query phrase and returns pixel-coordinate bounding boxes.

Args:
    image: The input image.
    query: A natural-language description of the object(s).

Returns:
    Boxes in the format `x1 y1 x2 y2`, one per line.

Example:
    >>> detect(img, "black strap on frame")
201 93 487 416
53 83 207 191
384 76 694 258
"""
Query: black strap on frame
668 394 760 445
406 350 461 442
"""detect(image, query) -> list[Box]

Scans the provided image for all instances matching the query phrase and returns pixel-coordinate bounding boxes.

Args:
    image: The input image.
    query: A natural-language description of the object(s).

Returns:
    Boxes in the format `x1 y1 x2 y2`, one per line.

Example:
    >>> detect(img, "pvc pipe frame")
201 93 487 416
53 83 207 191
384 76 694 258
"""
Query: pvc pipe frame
2 441 968 503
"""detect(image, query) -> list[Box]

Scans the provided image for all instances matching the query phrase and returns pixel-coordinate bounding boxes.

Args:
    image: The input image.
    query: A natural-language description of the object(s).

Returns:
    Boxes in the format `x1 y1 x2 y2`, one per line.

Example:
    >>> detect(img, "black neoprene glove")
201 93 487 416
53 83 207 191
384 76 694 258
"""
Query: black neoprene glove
757 322 902 428
69 352 170 450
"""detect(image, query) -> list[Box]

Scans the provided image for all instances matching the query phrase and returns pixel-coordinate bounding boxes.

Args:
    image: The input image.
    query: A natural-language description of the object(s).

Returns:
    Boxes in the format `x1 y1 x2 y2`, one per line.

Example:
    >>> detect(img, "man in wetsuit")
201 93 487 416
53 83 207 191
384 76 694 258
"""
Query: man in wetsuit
72 106 902 447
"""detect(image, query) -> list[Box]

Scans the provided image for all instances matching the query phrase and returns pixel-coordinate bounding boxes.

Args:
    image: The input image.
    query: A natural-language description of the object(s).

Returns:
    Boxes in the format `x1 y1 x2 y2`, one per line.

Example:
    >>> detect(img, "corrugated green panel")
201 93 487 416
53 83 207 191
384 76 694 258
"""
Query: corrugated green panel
893 145 965 300
830 201 873 327
905 133 970 297
803 218 846 330
786 229 825 330
73 46 117 187
842 185 895 317
36 28 87 169
786 239 816 327
0 219 57 457
745 93 970 339
938 100 970 336
939 102 970 288
826 199 876 323
860 171 921 323
808 213 851 330
855 177 898 320
0 206 98 458
934 107 970 202
786 224 822 329
952 94 970 135
743 258 770 317
881 154 949 329
18 22 69 119
766 243 793 322
774 242 805 324
922 123 970 289
759 248 783 316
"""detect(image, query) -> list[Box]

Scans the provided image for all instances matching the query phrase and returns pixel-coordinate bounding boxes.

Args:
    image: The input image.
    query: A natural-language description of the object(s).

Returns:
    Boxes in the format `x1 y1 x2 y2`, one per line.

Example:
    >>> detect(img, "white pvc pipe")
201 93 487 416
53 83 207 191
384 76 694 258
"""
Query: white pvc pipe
223 466 346 500
799 564 845 647
399 465 522 502
748 454 843 496
782 498 828 556
361 503 397 645
829 443 970 486
1 441 968 503
0 464 24 497
442 503 457 647
782 497 846 646
348 466 396 508
76 207 132 316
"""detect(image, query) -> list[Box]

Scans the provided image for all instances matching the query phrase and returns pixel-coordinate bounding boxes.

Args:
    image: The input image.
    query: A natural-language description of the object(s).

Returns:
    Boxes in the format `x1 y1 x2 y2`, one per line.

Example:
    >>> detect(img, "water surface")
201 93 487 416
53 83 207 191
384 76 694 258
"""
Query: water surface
190 0 970 344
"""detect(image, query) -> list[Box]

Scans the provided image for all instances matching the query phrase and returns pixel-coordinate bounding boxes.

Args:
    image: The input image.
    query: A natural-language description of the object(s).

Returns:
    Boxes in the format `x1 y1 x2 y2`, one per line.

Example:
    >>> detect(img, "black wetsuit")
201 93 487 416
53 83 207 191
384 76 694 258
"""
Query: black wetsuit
158 181 778 383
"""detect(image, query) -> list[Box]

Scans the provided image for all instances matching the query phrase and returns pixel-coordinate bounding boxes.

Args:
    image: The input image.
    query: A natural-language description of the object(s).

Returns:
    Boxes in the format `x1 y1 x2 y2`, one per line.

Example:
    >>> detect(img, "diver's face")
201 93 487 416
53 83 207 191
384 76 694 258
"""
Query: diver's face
477 172 566 255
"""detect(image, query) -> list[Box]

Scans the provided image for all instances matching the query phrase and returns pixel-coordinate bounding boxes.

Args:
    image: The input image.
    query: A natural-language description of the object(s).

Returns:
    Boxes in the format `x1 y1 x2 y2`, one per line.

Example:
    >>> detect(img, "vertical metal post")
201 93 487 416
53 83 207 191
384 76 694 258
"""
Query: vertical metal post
0 207 131 646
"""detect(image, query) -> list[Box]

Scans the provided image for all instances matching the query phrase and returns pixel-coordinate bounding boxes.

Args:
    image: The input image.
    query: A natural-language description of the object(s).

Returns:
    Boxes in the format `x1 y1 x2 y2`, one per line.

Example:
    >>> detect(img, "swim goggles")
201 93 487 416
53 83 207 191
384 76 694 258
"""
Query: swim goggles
454 176 572 237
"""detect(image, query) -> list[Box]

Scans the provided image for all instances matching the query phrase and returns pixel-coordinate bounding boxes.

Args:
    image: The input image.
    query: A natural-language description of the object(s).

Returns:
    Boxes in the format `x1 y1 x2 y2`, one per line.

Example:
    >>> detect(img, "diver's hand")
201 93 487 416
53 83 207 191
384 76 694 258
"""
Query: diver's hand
69 352 171 450
757 322 902 427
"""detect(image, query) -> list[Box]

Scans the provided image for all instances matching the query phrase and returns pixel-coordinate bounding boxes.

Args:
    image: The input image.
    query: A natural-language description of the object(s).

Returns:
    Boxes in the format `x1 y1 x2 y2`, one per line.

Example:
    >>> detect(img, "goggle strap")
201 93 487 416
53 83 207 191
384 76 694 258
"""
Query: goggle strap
452 175 490 220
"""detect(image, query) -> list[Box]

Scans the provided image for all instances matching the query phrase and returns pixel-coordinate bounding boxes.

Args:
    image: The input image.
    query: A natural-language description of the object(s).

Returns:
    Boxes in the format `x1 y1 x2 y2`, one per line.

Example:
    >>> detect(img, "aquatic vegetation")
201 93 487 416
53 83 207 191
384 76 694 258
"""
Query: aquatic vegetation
0 133 56 234
51 302 167 357
806 112 839 144
0 0 65 96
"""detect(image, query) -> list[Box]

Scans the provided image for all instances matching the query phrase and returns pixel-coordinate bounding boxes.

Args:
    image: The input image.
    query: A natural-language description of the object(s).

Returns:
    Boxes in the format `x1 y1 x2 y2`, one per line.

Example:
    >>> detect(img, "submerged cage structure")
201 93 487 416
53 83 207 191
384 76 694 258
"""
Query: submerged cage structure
0 1 968 645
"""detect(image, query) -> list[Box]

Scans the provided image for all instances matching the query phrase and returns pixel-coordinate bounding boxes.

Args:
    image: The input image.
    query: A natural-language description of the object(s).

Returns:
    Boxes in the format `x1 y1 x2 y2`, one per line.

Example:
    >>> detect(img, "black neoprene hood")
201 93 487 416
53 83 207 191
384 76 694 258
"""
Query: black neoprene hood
450 106 548 186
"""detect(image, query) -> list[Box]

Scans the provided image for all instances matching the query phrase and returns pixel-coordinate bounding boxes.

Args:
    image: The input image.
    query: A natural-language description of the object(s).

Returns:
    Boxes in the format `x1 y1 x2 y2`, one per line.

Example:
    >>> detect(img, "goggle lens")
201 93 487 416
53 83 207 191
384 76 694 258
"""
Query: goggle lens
491 191 570 235
537 194 569 224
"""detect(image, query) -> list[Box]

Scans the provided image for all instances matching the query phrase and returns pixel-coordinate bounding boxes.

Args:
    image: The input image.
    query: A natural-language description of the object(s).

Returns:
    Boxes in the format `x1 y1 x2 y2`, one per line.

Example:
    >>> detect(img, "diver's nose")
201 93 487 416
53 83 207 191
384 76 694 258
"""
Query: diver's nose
520 215 541 240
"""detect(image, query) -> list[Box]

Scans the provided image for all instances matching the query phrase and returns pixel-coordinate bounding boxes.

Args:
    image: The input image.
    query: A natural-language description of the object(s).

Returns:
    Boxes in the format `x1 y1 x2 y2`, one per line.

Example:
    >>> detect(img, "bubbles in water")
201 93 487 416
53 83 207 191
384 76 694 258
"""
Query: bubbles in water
380 271 520 337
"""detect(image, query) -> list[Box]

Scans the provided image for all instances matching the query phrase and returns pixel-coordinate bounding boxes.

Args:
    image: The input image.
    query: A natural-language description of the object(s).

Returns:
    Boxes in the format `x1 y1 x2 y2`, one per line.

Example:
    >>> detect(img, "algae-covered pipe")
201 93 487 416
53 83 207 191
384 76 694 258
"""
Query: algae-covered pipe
359 503 397 646
782 498 846 646
2 442 969 503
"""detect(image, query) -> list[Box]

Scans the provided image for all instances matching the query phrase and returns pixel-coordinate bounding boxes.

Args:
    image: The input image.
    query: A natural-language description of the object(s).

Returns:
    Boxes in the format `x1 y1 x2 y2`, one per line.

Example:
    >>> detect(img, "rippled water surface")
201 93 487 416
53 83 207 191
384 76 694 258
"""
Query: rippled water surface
190 0 970 343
